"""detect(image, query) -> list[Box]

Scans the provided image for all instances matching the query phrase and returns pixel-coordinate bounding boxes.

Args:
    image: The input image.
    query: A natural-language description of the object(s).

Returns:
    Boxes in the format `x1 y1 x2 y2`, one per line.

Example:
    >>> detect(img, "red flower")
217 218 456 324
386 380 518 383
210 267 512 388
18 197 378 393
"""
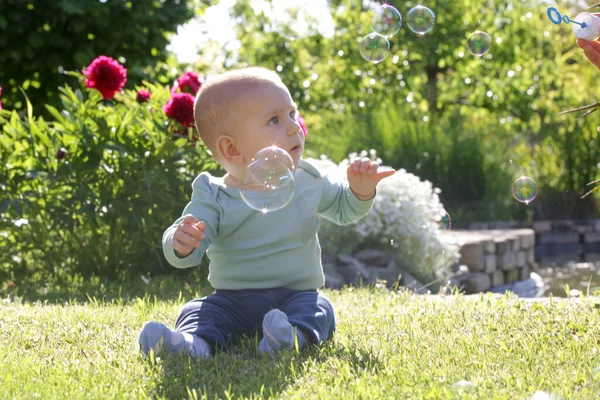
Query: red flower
171 71 202 96
163 93 195 127
136 89 151 103
298 113 308 137
83 56 127 100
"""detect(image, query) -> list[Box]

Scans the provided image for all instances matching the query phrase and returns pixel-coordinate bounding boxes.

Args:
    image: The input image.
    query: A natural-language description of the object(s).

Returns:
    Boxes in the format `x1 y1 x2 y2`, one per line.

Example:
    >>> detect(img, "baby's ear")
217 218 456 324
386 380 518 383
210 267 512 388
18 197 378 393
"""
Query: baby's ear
216 134 244 165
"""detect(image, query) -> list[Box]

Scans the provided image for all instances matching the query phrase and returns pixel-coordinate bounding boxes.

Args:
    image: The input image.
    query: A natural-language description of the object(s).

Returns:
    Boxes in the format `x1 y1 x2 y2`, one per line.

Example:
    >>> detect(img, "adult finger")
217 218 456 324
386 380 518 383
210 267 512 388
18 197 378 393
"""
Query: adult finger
578 38 600 52
582 44 600 69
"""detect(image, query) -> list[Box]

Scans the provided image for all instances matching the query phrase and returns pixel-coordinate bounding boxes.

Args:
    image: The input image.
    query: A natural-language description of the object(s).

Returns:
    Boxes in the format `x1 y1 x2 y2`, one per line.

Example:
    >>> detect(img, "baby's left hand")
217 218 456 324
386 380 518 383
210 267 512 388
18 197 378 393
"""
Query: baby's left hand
347 157 396 200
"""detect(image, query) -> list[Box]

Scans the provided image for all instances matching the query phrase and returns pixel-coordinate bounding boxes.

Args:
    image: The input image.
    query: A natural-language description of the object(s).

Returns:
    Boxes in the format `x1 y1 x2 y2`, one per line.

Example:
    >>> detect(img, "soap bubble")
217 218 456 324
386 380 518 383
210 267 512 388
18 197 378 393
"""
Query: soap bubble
406 5 436 35
467 30 492 56
512 176 537 204
359 32 390 64
370 4 402 38
271 0 320 41
416 202 451 230
240 147 295 213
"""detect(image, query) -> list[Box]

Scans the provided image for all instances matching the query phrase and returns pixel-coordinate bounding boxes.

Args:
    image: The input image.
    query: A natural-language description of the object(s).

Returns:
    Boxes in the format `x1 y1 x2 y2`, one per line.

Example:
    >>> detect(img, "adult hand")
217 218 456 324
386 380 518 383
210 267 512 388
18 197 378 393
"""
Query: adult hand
577 14 600 70
172 214 206 258
346 157 396 200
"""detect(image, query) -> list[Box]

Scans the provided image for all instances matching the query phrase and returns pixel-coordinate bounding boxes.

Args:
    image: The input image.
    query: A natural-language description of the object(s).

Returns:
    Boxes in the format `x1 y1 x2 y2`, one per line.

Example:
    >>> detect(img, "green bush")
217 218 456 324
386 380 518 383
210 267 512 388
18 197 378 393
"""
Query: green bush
0 76 220 284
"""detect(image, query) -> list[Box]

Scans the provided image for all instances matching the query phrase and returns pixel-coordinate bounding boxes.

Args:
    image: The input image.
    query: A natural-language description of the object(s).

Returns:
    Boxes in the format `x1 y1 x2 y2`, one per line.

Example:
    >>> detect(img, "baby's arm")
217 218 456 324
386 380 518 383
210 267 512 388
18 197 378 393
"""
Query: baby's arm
162 173 220 269
317 157 395 225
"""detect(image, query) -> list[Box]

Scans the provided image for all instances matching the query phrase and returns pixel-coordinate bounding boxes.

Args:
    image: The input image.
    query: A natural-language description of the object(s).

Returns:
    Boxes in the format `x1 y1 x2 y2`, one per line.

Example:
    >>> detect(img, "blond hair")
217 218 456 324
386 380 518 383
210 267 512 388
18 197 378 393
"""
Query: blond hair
193 67 283 157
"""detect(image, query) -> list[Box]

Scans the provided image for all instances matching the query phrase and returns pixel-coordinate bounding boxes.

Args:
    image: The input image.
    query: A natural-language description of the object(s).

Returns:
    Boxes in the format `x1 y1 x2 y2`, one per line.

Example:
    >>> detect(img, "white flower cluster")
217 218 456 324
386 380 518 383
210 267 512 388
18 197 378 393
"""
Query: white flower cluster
309 150 460 283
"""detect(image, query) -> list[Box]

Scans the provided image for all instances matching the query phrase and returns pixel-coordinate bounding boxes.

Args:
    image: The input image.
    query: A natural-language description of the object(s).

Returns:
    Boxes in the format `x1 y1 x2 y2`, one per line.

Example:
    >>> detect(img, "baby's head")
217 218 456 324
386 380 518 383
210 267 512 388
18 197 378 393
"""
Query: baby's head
193 67 305 180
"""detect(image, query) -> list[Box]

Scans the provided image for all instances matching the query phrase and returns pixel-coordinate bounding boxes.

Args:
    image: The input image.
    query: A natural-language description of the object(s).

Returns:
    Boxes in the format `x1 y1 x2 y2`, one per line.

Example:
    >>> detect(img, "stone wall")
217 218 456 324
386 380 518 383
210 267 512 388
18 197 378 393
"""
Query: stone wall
466 220 600 263
322 228 545 297
440 229 540 296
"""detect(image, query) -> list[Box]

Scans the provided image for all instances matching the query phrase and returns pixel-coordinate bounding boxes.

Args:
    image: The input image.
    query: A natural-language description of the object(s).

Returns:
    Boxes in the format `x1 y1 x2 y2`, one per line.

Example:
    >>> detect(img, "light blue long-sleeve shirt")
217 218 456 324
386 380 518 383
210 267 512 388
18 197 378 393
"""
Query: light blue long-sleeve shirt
162 159 374 290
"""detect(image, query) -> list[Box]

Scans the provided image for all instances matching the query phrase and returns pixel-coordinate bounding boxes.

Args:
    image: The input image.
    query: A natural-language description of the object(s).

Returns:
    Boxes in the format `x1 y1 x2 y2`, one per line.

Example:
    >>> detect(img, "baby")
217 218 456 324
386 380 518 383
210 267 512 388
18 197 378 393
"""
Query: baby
138 67 395 358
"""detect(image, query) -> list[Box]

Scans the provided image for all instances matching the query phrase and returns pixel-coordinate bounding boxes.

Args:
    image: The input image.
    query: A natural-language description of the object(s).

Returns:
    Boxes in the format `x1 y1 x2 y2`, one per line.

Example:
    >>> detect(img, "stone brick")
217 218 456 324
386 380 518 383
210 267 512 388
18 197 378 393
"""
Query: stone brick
584 242 600 254
584 253 600 262
516 251 527 268
469 223 489 230
465 272 491 293
514 229 535 249
504 269 520 284
532 221 552 233
498 251 517 270
484 254 497 273
490 270 505 287
584 232 600 244
575 224 593 234
538 232 580 245
552 220 574 232
526 248 535 264
459 242 485 271
493 233 519 252
518 265 531 281
594 220 600 232
483 239 496 254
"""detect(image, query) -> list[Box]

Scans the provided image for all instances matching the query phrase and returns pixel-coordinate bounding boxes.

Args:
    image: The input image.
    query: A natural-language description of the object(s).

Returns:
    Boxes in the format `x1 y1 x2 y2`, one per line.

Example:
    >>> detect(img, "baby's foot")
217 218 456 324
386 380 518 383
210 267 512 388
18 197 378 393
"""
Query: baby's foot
138 322 211 358
258 309 307 356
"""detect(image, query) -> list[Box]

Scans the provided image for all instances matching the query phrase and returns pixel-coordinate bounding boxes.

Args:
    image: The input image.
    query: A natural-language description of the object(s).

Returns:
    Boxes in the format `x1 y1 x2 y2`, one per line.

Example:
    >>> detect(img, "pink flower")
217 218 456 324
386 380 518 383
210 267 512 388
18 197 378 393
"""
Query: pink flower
136 89 151 103
163 93 195 127
171 71 202 96
298 113 308 137
83 56 127 100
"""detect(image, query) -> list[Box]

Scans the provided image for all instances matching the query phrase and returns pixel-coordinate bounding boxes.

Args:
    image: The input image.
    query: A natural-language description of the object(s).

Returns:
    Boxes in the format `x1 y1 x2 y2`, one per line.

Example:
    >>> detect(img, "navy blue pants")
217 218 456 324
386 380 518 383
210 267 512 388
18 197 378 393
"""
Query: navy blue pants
174 288 336 350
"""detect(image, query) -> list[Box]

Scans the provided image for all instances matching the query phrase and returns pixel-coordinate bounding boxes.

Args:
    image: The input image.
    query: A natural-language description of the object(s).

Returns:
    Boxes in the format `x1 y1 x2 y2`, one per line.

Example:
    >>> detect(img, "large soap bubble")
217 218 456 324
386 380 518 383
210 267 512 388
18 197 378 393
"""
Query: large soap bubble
240 146 296 213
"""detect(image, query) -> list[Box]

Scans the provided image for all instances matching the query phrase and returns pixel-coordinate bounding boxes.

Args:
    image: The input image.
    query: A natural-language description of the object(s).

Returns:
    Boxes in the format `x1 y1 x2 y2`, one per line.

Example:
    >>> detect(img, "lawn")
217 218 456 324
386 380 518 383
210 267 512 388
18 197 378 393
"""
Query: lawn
2 283 600 399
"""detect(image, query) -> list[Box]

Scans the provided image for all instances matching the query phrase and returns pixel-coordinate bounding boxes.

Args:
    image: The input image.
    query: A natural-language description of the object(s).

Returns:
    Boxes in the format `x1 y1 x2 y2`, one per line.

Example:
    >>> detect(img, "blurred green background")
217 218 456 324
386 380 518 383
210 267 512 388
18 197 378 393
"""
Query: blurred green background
1 0 599 287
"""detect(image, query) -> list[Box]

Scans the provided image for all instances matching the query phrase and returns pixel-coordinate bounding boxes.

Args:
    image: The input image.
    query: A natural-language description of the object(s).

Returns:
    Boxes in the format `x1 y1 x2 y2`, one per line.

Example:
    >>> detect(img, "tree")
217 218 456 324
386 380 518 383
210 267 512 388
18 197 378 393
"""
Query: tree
0 0 214 113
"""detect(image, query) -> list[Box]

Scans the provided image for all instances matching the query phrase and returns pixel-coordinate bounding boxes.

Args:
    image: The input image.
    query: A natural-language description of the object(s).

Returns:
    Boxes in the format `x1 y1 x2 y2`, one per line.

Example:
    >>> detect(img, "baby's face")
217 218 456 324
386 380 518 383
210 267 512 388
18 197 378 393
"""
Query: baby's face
229 81 304 170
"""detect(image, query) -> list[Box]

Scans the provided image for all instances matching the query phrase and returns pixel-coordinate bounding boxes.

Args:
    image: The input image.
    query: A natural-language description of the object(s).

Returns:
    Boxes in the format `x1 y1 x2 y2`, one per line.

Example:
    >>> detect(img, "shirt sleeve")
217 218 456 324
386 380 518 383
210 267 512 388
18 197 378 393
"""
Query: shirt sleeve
162 173 220 269
317 172 375 225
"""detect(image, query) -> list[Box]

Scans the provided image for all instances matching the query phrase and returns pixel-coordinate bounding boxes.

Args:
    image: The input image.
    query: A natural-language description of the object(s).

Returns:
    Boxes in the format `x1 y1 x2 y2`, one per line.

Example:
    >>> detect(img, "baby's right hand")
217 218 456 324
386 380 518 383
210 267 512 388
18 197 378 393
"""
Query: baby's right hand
173 214 206 258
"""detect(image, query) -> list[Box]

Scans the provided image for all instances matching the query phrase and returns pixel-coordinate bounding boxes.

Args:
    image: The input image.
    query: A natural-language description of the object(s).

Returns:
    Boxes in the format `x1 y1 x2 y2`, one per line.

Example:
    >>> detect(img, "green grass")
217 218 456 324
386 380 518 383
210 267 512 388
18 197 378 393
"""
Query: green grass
2 284 600 399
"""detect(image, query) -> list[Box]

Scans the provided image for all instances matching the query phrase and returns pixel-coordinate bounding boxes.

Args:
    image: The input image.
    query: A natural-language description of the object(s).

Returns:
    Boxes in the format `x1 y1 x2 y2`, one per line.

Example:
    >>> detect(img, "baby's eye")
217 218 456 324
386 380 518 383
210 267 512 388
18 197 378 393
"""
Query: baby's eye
268 116 279 125
289 110 297 120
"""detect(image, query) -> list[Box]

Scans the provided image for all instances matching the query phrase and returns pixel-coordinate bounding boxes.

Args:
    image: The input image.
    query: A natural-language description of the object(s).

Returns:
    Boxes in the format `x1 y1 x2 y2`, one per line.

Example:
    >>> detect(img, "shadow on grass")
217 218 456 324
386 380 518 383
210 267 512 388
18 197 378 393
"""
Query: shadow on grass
2 272 212 305
148 334 386 399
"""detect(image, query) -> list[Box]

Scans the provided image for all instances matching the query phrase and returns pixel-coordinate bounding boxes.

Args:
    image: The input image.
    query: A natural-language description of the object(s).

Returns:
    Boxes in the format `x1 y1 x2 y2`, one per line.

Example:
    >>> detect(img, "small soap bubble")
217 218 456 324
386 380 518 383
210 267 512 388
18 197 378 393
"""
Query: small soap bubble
370 4 402 38
271 0 319 41
406 5 436 35
359 32 390 64
512 176 538 204
467 30 492 56
240 147 295 213
416 202 451 230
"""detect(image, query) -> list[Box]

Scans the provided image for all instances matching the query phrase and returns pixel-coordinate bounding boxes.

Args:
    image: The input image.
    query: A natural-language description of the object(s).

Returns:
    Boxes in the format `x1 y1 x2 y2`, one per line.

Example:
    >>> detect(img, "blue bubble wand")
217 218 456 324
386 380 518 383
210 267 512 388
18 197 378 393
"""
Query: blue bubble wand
547 6 588 28
546 6 600 40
